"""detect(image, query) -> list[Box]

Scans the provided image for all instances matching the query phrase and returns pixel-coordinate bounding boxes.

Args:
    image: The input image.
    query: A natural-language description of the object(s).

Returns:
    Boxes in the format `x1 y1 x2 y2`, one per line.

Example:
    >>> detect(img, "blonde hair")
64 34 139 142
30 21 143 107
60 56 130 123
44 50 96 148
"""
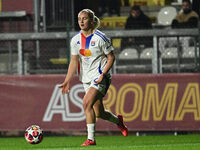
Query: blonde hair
78 9 100 29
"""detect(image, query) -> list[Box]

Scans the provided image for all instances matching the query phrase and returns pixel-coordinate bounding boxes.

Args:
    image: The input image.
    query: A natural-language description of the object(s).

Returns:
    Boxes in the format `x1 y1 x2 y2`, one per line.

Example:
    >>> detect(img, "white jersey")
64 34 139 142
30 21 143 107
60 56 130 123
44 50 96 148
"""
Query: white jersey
70 29 114 83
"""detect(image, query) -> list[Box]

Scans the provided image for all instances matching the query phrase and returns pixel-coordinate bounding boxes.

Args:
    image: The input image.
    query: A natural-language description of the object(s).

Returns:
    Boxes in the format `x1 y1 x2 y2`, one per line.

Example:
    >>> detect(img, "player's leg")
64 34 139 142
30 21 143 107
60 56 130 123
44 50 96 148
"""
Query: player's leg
81 87 98 146
93 96 128 136
83 87 98 124
93 95 119 124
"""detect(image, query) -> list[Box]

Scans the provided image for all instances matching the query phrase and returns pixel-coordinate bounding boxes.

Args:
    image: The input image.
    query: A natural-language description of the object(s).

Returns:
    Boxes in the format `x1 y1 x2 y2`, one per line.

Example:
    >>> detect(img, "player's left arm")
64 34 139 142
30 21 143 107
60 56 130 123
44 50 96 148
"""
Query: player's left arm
95 51 115 84
102 51 115 75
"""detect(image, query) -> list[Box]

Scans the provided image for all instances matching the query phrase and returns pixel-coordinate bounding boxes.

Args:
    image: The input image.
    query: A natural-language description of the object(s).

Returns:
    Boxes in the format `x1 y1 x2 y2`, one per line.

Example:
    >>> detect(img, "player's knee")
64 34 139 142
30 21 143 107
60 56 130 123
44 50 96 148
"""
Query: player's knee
83 99 92 112
83 102 88 111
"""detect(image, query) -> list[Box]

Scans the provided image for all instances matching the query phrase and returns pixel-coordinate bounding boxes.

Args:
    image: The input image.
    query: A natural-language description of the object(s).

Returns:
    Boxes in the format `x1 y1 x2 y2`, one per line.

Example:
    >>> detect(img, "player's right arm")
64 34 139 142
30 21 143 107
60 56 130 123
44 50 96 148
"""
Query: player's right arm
59 55 79 94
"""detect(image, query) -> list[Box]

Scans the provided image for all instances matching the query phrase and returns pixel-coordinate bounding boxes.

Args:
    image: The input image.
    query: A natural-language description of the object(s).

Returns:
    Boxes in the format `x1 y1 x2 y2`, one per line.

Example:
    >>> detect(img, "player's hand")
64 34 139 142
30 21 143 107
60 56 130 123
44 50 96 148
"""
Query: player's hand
94 74 104 84
58 81 70 94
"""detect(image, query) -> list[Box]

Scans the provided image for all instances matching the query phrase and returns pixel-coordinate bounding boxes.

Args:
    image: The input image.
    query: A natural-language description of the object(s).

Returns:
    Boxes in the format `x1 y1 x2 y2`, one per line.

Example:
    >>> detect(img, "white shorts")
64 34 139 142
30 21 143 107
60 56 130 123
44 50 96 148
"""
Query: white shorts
83 74 111 97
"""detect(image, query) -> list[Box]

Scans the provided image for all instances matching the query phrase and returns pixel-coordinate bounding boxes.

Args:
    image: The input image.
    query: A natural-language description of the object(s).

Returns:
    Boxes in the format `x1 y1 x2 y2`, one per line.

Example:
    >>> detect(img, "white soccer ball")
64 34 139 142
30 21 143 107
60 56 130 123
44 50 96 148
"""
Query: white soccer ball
25 125 43 144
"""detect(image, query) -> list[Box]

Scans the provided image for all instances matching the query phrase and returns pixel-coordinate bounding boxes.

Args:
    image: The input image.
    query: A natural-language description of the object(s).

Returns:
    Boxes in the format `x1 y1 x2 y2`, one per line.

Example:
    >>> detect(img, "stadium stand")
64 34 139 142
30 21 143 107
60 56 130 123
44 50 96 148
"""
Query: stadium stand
0 0 199 74
162 47 178 59
140 47 153 59
118 48 139 59
157 6 177 26
182 47 199 58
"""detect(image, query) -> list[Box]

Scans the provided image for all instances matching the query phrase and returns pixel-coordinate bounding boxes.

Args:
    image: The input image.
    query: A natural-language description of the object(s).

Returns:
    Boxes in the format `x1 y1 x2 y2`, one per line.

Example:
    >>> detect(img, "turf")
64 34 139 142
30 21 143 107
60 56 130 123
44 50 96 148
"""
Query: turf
0 134 200 150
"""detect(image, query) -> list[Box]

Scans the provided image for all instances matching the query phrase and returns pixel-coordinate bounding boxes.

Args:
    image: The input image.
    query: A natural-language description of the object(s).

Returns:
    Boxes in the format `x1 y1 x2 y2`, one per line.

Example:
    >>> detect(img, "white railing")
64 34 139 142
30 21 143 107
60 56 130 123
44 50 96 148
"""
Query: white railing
0 28 198 75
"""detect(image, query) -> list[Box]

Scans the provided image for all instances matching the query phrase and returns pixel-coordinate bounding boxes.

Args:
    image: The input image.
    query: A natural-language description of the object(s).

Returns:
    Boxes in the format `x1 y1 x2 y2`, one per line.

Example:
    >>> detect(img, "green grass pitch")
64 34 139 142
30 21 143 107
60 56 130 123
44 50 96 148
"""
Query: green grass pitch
0 134 200 150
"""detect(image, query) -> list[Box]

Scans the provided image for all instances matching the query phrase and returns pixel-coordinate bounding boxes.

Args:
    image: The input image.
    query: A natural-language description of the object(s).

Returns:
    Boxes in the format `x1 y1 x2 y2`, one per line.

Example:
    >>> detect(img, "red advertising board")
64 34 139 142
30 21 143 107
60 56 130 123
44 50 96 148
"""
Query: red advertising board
0 74 200 131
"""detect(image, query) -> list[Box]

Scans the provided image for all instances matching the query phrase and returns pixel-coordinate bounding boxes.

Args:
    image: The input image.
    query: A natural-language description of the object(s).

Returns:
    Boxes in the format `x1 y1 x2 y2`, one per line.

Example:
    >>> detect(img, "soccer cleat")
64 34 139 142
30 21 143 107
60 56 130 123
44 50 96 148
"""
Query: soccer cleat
117 114 128 136
81 139 96 146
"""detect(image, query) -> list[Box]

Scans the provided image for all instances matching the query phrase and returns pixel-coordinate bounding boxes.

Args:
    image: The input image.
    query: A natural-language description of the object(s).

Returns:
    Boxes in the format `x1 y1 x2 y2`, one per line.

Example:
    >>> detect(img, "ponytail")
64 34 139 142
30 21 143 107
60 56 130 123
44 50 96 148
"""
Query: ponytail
93 16 100 29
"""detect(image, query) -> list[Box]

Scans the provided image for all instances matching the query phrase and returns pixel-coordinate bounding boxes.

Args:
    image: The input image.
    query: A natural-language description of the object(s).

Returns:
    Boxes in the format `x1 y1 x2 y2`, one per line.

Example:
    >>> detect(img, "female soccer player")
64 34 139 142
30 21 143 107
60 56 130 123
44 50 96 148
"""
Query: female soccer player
59 9 128 146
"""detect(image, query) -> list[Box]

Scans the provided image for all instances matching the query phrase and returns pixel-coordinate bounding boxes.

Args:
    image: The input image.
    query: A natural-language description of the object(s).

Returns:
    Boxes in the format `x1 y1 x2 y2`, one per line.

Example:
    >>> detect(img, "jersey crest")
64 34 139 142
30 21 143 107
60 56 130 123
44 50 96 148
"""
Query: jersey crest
91 41 95 46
